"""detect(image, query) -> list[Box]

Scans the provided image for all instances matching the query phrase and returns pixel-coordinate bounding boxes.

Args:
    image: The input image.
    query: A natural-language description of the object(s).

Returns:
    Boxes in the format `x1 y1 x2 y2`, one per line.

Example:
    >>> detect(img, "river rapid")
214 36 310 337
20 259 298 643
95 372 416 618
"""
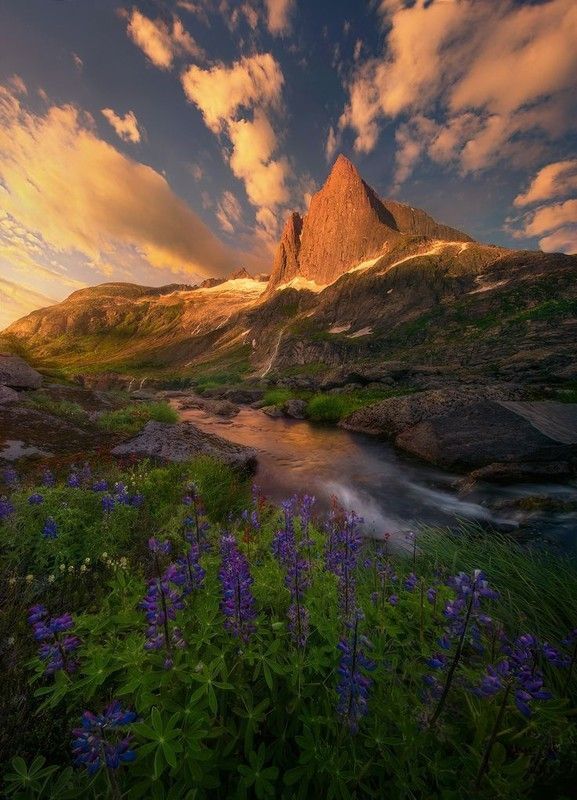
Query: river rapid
177 404 577 554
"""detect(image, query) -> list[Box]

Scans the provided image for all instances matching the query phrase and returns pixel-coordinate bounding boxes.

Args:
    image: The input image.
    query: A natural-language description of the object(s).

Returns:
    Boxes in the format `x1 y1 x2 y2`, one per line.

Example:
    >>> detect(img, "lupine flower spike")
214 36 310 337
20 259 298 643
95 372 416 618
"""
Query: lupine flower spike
71 700 136 788
28 605 80 674
336 610 375 733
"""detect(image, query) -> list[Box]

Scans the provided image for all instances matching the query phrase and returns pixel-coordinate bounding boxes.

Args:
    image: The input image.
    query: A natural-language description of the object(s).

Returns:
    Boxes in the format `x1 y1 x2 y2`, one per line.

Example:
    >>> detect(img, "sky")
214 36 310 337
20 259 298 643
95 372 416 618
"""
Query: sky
0 0 576 328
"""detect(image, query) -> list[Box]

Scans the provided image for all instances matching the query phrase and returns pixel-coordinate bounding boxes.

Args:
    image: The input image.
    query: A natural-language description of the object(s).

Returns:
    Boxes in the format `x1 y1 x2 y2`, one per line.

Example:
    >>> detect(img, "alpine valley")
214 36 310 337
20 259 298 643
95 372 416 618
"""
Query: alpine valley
3 155 577 482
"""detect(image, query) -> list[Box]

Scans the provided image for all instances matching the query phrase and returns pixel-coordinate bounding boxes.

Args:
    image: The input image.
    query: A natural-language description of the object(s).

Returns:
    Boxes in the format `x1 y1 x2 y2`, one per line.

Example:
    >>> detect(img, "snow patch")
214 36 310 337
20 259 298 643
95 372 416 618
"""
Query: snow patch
328 323 351 334
347 326 372 338
346 255 381 274
468 278 510 295
277 277 326 293
197 278 266 295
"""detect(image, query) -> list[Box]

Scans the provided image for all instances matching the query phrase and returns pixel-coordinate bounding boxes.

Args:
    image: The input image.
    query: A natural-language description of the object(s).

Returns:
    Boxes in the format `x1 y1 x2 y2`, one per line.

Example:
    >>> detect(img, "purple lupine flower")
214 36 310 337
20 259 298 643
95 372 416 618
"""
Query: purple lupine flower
43 517 58 539
113 482 130 504
148 537 171 555
404 572 418 591
3 467 18 487
28 605 80 674
101 495 115 514
71 701 136 775
28 493 44 506
272 498 312 647
129 493 144 508
428 569 499 724
92 480 108 492
165 544 205 595
219 533 256 643
389 594 399 606
67 472 80 488
325 510 363 624
336 610 375 733
427 588 437 604
140 574 185 657
42 469 56 487
474 634 552 717
0 497 15 521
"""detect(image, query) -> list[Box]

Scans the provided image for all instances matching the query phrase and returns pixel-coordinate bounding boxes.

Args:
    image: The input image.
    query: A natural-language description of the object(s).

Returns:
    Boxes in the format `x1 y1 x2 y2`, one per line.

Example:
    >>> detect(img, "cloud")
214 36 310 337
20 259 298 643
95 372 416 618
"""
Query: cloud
264 0 296 35
538 226 577 255
0 276 56 330
181 54 284 133
187 161 204 181
228 111 290 208
101 108 142 143
514 160 577 207
125 8 204 70
325 126 338 162
339 0 577 186
181 53 289 241
72 52 84 72
0 82 263 282
216 190 243 233
7 75 27 95
516 199 577 239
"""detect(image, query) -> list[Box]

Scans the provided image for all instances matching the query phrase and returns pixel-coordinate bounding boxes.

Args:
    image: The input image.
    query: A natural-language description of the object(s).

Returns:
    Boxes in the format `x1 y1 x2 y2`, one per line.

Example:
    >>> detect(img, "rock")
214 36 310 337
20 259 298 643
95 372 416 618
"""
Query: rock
222 388 264 404
130 389 157 400
204 399 240 418
341 386 523 437
262 405 284 418
283 398 307 419
112 420 257 471
0 385 19 404
468 461 575 484
0 354 42 389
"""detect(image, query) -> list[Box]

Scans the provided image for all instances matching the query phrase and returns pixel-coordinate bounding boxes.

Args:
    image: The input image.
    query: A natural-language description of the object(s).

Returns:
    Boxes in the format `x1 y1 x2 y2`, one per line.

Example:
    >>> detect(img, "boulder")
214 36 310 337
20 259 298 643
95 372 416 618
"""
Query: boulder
223 388 265 405
111 420 257 472
262 405 284 418
0 385 19 404
0 354 42 389
283 398 307 419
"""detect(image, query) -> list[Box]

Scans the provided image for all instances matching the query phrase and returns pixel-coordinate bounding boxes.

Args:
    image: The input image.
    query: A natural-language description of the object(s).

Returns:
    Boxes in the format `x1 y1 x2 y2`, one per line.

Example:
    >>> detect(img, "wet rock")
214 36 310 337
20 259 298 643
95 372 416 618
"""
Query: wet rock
130 389 157 401
0 385 19 404
112 420 257 471
0 354 42 389
262 405 284 418
222 388 265 404
283 399 307 419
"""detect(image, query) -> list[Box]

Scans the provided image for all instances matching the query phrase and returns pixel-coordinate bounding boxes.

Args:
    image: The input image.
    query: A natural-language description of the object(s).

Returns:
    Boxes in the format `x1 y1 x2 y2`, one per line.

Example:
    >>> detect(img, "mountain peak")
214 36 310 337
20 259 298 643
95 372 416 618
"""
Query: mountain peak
327 153 361 183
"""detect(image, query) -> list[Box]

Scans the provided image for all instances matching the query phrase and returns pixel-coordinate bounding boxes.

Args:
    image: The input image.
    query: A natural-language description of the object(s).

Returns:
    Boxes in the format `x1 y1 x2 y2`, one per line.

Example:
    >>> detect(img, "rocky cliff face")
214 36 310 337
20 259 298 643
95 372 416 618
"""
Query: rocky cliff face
268 154 471 290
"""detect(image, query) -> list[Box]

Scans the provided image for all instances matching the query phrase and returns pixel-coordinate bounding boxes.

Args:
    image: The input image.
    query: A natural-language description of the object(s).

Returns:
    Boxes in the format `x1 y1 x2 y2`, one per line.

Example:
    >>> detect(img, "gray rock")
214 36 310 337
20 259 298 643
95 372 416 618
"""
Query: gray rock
0 385 19 404
111 420 257 471
223 388 265 404
130 389 157 400
283 398 307 419
0 354 42 389
262 404 284 418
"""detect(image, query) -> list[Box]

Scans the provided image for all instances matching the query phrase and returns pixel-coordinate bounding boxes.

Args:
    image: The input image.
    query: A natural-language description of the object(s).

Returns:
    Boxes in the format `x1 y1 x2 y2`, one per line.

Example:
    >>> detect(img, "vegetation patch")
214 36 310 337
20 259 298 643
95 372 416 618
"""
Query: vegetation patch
0 461 576 798
25 392 88 425
96 401 177 435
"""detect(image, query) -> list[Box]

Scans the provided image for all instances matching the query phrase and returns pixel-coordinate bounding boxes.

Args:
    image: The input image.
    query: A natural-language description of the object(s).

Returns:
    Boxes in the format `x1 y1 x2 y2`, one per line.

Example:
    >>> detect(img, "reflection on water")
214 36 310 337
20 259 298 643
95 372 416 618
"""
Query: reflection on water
178 405 577 553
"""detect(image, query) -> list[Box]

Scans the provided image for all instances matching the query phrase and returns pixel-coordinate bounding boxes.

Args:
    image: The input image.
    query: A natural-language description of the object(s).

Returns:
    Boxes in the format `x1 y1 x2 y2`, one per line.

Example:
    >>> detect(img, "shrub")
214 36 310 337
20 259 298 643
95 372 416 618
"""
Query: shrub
25 392 88 424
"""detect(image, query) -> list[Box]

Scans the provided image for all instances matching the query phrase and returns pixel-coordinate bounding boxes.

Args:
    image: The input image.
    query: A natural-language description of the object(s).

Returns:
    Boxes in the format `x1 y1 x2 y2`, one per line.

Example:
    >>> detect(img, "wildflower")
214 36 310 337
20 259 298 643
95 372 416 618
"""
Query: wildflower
71 701 136 775
48 574 55 583
166 545 205 595
25 574 34 583
148 537 171 555
140 575 185 656
101 495 115 514
42 469 56 487
3 467 18 487
59 564 66 571
325 510 363 624
272 496 311 647
389 594 399 606
67 473 80 488
28 605 80 674
92 480 108 492
80 564 87 573
219 533 256 643
404 572 418 591
28 493 44 506
68 565 74 573
43 517 58 539
427 588 437 604
0 497 15 521
336 610 375 733
428 569 499 724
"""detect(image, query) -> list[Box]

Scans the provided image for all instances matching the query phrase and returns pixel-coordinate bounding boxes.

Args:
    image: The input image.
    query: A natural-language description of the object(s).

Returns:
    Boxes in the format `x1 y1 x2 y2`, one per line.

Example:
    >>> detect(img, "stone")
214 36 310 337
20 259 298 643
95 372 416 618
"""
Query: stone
0 354 42 389
112 420 257 471
262 405 284 418
283 398 307 419
0 385 19 404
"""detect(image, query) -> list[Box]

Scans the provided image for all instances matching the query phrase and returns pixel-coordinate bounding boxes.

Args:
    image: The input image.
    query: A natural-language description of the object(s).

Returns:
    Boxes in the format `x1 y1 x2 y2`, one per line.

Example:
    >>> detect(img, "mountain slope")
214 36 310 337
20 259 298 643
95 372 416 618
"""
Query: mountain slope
3 156 576 389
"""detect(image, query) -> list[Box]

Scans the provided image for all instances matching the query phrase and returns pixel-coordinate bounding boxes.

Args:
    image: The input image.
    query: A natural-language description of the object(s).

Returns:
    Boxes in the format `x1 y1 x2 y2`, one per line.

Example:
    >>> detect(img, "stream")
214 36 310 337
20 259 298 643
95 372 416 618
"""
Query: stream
177 405 577 554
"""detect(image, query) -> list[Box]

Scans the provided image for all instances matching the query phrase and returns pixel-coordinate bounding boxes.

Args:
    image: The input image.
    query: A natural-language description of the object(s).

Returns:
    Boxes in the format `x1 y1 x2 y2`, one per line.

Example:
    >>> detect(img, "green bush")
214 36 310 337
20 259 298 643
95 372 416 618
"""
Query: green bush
97 401 177 435
25 392 88 424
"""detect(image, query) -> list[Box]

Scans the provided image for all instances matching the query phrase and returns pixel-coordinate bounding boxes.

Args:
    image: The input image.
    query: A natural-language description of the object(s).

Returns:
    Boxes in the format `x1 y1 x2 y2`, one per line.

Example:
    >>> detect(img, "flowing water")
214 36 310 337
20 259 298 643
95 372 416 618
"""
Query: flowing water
177 405 577 553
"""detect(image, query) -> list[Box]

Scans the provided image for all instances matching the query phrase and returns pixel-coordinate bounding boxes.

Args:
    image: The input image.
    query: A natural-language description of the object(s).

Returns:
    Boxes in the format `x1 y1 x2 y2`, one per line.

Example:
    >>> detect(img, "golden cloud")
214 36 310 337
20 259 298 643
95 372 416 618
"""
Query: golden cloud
125 8 204 70
264 0 296 35
514 160 577 208
0 84 263 281
0 276 55 330
101 108 142 143
216 190 243 233
340 0 577 184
